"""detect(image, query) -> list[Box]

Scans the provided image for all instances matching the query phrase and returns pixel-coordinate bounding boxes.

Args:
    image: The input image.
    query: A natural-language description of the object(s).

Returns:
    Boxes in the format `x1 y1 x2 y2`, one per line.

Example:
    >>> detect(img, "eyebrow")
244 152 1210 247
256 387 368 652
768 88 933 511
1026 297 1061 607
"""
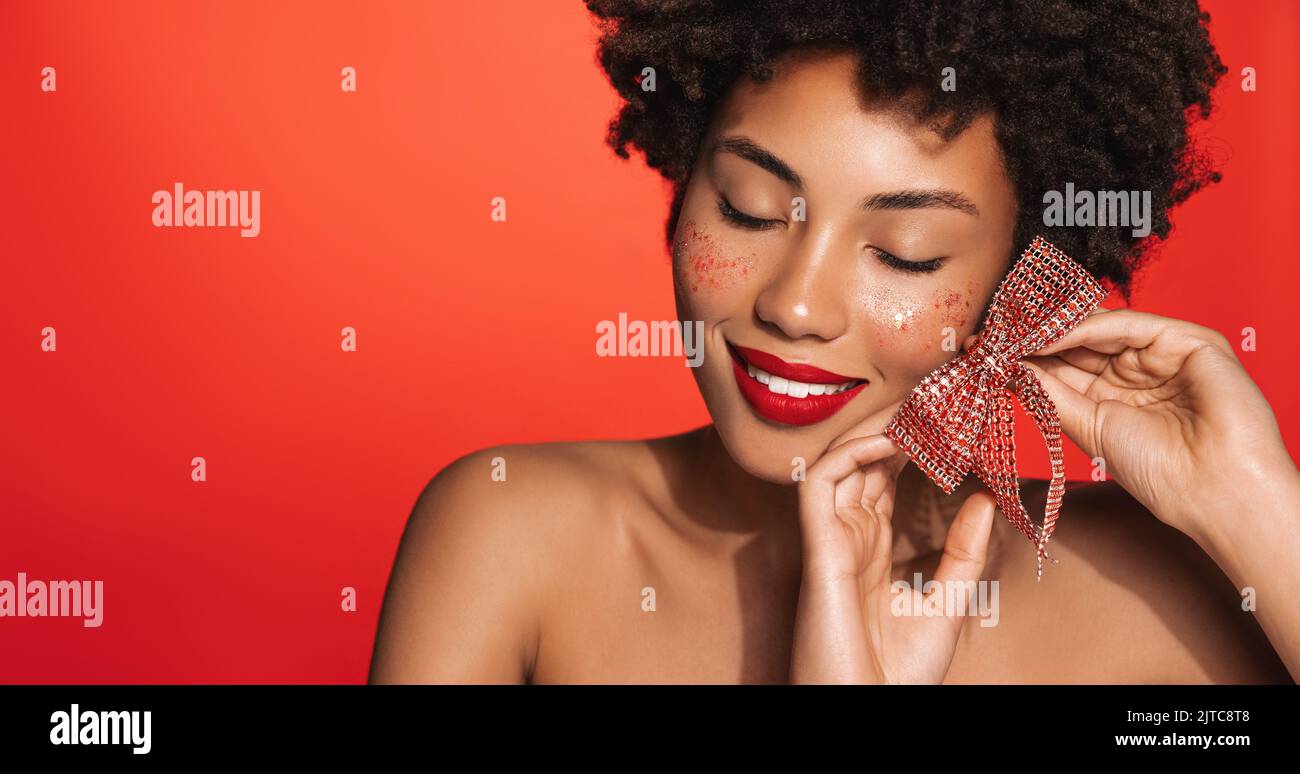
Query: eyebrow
861 188 979 217
714 134 979 217
713 136 803 188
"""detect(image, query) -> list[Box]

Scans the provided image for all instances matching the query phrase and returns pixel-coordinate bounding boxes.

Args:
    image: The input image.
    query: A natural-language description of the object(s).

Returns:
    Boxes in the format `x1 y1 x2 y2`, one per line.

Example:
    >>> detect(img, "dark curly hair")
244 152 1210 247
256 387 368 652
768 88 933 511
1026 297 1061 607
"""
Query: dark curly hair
586 0 1227 297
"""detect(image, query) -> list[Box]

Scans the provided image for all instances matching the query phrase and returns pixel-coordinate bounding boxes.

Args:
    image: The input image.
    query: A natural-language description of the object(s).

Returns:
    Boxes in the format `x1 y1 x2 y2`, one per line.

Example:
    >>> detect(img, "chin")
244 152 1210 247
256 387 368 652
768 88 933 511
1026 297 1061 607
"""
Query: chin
689 339 893 483
704 397 858 485
714 420 810 485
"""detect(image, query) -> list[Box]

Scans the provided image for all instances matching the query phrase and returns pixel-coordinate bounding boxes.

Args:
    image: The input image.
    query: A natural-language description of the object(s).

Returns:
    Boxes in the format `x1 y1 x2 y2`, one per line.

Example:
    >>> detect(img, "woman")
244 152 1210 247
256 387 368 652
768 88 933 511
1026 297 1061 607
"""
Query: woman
369 0 1300 683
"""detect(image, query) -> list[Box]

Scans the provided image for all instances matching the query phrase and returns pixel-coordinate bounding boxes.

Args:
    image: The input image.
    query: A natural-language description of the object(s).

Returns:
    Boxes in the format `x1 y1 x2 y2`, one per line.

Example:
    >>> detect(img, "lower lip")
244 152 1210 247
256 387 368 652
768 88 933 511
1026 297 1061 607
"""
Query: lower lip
730 349 868 427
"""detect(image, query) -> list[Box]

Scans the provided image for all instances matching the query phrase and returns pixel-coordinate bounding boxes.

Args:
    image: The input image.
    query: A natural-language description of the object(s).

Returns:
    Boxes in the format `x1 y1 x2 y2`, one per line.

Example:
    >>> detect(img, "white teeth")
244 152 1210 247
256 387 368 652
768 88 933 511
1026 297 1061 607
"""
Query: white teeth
744 362 858 399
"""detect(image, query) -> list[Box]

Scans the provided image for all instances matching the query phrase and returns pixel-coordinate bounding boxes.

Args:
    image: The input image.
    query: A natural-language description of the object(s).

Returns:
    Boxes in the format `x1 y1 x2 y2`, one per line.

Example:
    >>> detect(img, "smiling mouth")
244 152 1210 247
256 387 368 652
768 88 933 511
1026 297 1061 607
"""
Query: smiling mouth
727 343 869 426
740 359 862 397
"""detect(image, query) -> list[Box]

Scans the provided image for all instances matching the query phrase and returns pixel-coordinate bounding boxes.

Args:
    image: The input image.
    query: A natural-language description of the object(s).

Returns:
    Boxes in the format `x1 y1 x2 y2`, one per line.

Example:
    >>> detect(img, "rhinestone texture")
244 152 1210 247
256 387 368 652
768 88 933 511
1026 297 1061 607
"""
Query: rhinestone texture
884 236 1108 580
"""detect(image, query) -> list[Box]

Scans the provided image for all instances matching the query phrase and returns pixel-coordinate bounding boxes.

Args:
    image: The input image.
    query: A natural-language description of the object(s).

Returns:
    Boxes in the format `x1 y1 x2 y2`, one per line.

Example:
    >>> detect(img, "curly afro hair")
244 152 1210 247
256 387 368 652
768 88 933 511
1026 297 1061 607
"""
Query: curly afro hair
586 0 1227 297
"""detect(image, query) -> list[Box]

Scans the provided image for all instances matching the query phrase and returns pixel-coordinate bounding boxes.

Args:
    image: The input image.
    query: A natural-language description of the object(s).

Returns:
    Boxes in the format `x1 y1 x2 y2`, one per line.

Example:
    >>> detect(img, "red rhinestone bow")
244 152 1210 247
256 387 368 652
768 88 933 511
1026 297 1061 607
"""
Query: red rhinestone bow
884 236 1108 579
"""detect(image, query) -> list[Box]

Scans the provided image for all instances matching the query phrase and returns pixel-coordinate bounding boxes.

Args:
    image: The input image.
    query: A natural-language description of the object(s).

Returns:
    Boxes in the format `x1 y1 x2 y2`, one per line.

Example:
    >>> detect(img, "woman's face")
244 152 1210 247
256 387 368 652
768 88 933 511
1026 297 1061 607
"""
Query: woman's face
673 47 1018 483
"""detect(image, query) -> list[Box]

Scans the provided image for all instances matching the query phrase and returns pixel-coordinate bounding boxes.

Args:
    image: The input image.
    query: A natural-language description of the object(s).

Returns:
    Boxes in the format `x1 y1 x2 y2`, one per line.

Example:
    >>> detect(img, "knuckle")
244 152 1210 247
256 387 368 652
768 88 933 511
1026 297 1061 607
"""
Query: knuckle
832 503 859 521
1189 330 1237 363
1208 329 1233 353
1187 323 1228 349
943 543 980 566
802 461 831 485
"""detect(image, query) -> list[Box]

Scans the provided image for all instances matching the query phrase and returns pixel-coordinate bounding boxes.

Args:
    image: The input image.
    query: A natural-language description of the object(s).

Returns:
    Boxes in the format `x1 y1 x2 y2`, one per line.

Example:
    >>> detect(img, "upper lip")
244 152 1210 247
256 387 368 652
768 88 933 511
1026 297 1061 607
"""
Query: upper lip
729 343 865 384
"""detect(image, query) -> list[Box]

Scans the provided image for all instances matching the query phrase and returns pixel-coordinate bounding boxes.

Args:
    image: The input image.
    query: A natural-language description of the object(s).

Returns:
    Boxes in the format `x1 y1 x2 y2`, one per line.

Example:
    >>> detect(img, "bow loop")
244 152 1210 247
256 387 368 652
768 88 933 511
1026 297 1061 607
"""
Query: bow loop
964 335 1016 390
884 236 1108 579
978 239 1107 362
887 352 996 494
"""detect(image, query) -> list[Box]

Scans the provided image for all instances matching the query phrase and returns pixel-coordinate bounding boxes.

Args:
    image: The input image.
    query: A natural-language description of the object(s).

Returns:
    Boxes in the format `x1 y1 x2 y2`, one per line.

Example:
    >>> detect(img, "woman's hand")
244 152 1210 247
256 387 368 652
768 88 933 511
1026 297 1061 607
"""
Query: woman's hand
1021 307 1300 544
789 429 998 684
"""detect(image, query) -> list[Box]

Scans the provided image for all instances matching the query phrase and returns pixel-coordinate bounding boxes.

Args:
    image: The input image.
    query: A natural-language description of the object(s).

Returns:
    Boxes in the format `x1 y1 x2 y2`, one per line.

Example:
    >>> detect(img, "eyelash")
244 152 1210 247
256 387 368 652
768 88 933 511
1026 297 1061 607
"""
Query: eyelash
716 197 781 230
717 197 944 273
871 247 945 274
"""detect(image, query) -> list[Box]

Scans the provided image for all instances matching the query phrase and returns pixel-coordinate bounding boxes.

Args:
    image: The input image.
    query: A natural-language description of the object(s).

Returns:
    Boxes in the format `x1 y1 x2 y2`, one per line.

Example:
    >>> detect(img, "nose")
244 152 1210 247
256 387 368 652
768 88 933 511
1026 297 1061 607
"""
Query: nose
752 227 851 342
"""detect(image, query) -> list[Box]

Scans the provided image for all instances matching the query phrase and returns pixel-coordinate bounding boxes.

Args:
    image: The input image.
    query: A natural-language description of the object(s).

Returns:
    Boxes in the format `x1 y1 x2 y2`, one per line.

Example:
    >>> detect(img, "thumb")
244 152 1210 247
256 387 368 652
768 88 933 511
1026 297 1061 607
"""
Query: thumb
933 488 997 588
931 488 997 639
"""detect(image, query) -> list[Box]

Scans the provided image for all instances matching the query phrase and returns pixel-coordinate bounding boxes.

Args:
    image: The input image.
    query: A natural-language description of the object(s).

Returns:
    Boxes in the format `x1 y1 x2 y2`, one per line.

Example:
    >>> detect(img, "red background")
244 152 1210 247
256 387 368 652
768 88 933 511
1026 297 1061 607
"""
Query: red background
1 1 1297 683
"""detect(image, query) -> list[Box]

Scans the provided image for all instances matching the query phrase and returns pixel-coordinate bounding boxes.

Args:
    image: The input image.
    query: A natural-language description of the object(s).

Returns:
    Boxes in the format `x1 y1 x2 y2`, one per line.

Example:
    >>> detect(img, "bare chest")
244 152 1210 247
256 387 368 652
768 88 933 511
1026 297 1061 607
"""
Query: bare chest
528 542 1163 684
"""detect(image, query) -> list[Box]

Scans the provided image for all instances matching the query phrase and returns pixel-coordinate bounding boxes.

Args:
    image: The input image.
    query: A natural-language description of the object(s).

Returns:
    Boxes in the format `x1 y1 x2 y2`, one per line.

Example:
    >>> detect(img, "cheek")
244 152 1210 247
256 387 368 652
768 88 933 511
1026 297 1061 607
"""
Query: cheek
858 283 930 352
929 280 980 336
673 221 755 294
858 280 980 357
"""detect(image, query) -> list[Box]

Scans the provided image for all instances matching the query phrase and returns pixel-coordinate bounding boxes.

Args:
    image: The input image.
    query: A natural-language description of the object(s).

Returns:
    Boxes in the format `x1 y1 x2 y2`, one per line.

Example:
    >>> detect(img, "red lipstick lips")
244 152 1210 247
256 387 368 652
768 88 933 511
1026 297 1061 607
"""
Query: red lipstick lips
729 344 868 426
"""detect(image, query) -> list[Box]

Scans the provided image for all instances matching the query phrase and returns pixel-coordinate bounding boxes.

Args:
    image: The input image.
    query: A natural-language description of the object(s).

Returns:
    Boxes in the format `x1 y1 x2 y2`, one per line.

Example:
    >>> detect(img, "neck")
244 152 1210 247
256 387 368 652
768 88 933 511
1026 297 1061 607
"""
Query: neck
679 425 953 561
685 425 800 533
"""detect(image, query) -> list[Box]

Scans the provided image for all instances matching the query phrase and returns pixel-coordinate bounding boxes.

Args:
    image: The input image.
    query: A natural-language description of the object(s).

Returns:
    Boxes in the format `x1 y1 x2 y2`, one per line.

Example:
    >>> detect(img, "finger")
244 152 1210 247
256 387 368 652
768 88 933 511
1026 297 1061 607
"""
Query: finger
1054 345 1113 376
829 471 895 587
858 447 909 503
834 469 869 519
933 489 997 585
846 456 909 529
1021 354 1099 395
1021 360 1101 457
805 434 902 494
805 436 905 554
875 477 899 521
931 488 997 638
1031 308 1168 357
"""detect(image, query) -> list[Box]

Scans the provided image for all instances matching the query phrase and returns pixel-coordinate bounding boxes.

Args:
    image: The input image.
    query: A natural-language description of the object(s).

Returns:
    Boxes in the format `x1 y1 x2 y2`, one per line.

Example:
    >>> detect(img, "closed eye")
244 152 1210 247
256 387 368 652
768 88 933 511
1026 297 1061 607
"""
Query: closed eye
717 197 781 230
871 246 944 274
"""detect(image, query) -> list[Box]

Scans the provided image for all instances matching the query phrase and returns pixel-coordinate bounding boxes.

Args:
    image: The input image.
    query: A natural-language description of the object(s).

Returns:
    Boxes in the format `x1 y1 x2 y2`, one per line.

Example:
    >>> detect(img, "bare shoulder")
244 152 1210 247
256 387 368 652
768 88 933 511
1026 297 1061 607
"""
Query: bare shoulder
411 439 654 543
369 436 668 684
985 478 1290 683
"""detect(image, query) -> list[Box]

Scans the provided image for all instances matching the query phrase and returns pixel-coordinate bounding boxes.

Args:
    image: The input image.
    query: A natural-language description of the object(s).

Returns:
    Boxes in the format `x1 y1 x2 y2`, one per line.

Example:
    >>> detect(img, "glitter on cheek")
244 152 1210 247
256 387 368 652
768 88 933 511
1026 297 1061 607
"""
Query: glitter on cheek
891 308 918 331
857 283 930 340
858 280 988 380
857 284 952 396
672 221 755 293
929 282 978 332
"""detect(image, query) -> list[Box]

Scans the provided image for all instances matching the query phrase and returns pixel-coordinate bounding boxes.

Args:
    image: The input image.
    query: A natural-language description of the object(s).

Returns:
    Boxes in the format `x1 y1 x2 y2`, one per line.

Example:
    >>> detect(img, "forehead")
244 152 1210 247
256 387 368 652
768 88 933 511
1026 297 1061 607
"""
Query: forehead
706 48 1008 202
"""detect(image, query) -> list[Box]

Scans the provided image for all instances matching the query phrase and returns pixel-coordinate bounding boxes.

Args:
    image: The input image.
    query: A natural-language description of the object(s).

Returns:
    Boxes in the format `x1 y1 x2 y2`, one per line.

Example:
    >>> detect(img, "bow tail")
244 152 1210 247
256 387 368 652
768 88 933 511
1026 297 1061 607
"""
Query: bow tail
1013 363 1068 572
973 364 1068 581
972 389 1041 556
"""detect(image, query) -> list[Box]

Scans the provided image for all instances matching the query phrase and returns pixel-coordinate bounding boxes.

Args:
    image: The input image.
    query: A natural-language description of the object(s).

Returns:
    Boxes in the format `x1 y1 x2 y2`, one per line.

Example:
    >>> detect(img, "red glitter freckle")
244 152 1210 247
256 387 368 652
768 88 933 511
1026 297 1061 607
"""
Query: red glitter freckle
676 222 756 291
931 287 973 330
